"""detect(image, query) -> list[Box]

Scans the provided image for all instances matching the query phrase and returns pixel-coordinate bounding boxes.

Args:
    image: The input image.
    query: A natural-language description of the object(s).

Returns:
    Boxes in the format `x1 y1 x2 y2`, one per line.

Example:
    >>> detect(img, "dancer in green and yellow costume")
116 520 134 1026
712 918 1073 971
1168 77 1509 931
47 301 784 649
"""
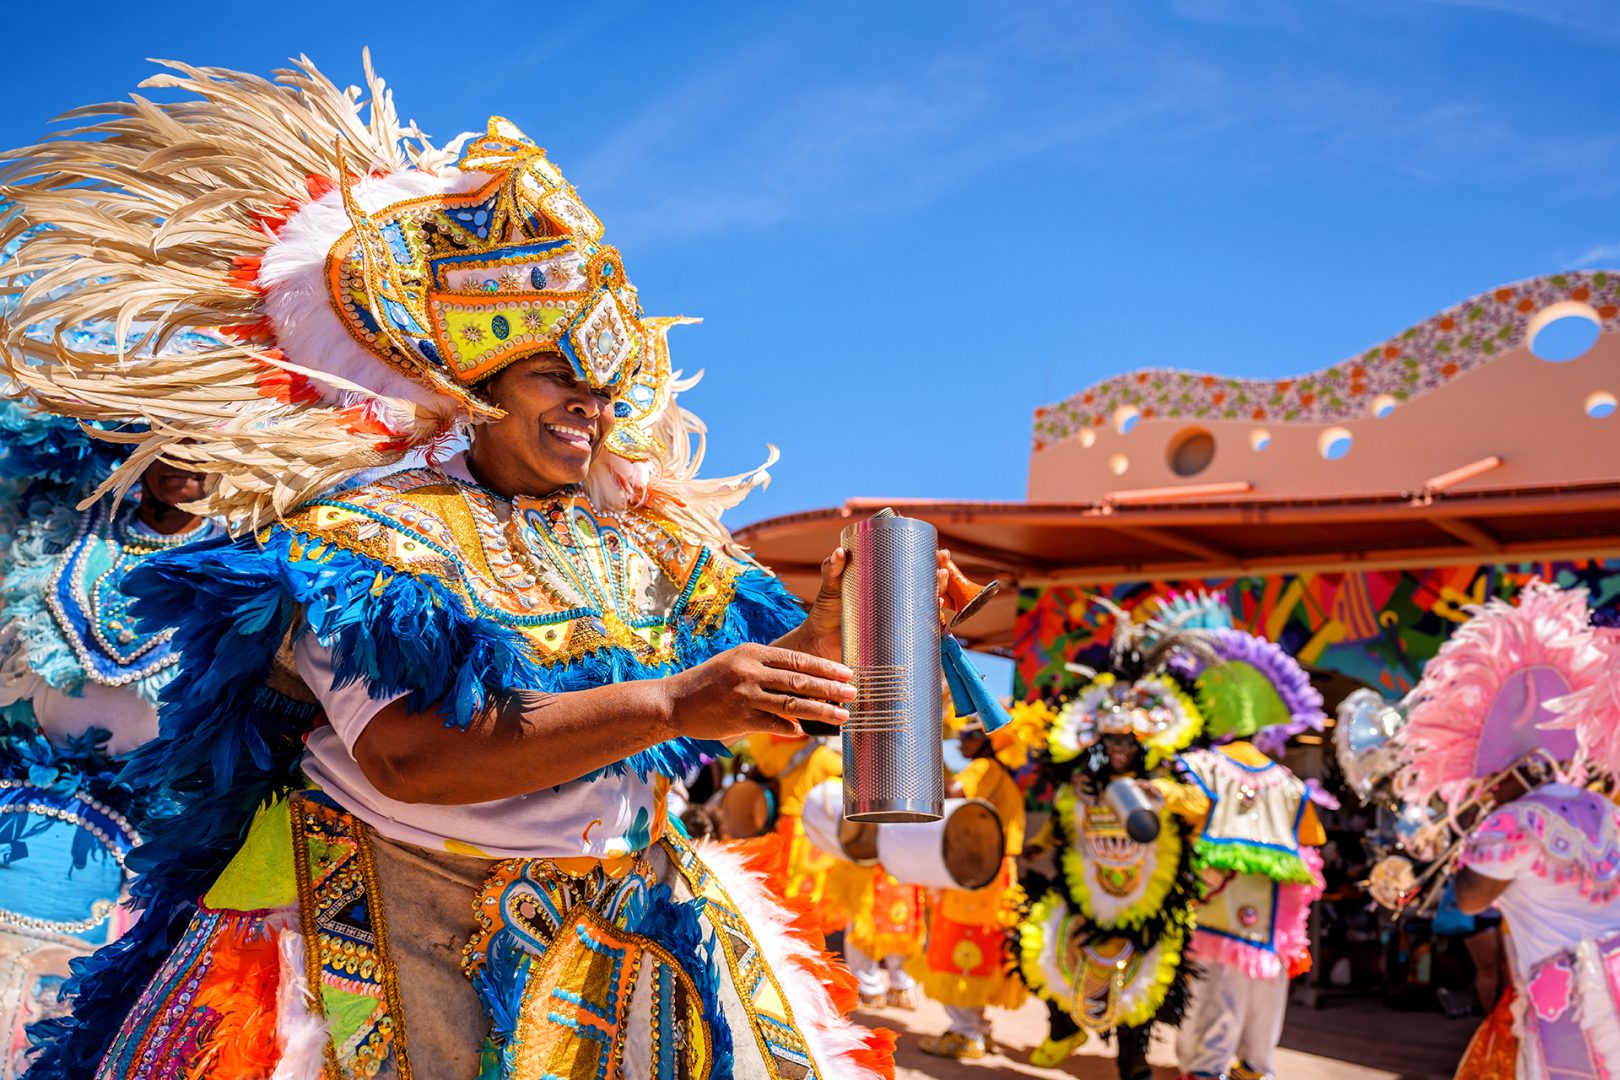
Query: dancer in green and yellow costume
1019 603 1208 1079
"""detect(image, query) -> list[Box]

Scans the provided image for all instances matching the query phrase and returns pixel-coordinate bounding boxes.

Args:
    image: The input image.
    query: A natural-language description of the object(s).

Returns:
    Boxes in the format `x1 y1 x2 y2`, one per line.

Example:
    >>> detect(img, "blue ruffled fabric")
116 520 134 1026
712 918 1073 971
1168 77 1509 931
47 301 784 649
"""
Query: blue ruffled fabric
0 701 135 812
0 488 88 695
27 527 804 1076
0 398 132 492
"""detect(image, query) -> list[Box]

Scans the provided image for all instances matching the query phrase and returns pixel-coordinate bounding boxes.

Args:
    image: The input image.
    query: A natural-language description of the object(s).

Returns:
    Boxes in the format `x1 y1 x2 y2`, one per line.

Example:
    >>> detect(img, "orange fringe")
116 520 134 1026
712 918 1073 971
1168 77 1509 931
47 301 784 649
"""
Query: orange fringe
1455 989 1517 1080
183 918 283 1079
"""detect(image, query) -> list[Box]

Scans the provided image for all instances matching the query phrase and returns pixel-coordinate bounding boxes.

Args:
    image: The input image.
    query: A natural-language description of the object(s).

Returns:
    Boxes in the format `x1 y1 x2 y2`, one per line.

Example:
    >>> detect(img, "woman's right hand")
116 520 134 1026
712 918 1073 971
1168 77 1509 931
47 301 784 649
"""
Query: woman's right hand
661 642 857 742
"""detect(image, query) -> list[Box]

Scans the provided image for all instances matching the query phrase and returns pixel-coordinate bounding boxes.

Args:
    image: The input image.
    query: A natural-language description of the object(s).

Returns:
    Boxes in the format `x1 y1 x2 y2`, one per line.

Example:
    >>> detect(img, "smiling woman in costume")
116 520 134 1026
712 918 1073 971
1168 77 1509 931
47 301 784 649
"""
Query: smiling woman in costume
1 57 896 1079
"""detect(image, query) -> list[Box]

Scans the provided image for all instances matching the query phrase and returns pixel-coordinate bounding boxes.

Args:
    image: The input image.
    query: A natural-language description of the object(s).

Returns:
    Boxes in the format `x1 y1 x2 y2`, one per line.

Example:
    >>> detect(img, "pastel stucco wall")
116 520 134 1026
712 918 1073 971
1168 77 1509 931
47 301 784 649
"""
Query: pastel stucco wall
1028 273 1620 502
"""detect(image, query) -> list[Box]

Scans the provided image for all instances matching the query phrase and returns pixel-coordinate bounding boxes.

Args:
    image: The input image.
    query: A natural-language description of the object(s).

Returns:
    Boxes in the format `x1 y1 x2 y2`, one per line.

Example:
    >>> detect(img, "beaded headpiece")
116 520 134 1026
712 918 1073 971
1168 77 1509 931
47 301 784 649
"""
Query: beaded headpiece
321 117 671 461
1049 671 1203 768
0 56 763 541
1048 599 1211 768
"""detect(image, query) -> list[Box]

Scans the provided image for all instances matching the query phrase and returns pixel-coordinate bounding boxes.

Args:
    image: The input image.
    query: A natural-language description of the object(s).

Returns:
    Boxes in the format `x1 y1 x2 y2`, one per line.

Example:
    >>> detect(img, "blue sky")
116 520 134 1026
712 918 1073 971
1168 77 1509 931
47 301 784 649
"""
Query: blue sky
4 0 1617 529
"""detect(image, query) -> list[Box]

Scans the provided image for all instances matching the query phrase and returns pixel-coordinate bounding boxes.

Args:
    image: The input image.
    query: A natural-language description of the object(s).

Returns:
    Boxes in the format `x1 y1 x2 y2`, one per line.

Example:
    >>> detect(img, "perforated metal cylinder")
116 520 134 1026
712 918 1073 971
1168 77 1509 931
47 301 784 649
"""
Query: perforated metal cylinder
840 513 943 823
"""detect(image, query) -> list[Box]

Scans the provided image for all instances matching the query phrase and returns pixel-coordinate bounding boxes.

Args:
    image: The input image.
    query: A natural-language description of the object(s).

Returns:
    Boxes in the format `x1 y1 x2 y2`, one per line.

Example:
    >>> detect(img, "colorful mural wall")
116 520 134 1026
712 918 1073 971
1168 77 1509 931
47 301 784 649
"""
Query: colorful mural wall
1014 558 1620 701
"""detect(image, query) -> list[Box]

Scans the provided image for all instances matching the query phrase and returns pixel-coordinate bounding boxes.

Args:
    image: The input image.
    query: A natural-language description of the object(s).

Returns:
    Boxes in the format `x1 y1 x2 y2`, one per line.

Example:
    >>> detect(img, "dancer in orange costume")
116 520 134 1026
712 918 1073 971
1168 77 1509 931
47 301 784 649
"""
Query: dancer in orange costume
747 733 853 933
845 870 928 1007
916 716 1034 1060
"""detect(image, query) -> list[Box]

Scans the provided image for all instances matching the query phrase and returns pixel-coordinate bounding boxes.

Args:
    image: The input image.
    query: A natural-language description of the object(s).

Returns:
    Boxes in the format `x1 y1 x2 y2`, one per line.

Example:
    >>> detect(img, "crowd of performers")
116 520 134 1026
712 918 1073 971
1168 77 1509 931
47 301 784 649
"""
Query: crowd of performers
0 53 1615 1080
706 577 1620 1080
703 589 1335 1080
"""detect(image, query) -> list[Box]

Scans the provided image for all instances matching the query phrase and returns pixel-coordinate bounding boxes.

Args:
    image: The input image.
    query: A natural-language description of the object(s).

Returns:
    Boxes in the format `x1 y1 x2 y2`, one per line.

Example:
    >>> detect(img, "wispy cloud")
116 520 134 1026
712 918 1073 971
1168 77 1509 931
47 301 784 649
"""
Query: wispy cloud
1567 243 1620 267
573 1 1620 248
1409 0 1620 36
1169 0 1308 31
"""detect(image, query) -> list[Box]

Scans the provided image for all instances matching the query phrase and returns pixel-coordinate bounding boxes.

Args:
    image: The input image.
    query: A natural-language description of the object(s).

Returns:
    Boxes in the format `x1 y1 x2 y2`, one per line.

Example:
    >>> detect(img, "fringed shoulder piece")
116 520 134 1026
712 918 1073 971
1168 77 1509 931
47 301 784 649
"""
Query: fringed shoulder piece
1180 746 1317 885
123 466 805 778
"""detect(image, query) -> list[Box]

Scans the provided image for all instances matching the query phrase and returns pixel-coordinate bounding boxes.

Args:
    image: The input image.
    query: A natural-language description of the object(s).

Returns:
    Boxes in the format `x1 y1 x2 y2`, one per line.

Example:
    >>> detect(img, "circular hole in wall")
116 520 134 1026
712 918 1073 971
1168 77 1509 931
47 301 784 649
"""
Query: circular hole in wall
1167 428 1217 477
1113 406 1141 435
1318 427 1354 461
1077 428 1097 449
1372 393 1399 419
1529 302 1601 362
1249 429 1271 451
1588 391 1617 419
1108 453 1130 476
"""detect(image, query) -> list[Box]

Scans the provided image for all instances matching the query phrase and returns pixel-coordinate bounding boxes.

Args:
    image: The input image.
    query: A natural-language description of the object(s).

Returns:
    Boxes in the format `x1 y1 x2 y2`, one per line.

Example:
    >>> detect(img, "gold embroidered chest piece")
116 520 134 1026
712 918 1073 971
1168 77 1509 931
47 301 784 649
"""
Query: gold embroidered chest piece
280 468 737 668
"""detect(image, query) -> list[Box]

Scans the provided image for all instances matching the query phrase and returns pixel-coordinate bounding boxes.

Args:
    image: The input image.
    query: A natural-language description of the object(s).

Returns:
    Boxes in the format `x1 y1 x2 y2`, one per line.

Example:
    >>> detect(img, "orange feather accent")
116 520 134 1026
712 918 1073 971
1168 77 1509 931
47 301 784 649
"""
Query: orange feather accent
227 255 264 293
854 1029 899 1080
183 918 284 1079
254 361 323 406
220 318 275 343
304 174 338 201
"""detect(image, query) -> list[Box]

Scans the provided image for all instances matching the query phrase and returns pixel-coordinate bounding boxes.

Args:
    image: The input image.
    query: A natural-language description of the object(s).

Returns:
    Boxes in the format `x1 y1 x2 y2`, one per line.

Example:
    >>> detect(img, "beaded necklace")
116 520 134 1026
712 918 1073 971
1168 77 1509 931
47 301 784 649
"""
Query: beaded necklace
47 502 221 688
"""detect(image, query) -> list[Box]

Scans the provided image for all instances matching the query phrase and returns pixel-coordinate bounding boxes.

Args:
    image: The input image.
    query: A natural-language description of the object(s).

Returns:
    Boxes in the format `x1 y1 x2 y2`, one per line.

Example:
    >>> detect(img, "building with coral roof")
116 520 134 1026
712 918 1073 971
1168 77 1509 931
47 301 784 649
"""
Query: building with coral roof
739 270 1620 702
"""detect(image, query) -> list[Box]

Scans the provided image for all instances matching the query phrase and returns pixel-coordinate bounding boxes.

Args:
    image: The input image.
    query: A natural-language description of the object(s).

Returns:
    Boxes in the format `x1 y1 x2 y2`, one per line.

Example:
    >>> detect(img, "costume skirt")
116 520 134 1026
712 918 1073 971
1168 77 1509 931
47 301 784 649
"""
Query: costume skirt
907 859 1026 1011
90 791 894 1080
1514 932 1620 1080
0 780 139 1079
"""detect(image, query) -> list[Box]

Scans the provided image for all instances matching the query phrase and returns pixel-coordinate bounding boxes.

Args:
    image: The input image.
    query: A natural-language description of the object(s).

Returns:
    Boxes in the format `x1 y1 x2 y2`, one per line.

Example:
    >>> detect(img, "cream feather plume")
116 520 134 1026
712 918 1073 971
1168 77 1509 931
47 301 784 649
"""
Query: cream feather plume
0 53 436 531
0 54 771 551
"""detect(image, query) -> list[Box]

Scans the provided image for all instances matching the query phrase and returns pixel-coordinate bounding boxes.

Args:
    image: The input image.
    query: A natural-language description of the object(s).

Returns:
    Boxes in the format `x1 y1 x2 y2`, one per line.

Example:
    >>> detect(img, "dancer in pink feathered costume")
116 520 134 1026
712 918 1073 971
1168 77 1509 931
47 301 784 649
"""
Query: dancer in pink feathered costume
1396 580 1620 1080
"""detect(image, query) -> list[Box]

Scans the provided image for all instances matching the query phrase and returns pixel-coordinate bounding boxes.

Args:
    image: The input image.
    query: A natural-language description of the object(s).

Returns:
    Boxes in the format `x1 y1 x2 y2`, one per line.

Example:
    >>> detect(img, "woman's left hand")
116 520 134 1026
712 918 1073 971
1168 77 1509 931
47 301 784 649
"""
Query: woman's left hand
798 546 951 661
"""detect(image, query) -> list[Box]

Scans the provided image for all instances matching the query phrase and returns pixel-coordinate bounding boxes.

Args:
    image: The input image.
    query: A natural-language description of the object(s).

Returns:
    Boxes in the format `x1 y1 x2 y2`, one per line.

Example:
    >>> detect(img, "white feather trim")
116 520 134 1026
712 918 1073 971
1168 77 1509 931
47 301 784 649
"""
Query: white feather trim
1575 938 1620 1077
692 840 888 1080
258 168 488 429
1510 987 1546 1080
271 925 330 1080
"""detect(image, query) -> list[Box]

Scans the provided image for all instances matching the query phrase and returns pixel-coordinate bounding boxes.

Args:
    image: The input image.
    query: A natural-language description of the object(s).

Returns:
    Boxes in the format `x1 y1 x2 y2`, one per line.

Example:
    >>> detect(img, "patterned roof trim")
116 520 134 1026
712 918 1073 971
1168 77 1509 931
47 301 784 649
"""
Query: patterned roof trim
1032 271 1620 452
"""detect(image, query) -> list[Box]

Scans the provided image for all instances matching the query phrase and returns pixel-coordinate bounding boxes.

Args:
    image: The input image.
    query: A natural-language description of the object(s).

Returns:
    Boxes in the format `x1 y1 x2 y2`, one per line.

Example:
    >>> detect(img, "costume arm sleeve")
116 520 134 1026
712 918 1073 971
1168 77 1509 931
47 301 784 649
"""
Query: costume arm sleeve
1459 806 1535 881
293 636 405 754
1153 777 1210 823
956 757 995 796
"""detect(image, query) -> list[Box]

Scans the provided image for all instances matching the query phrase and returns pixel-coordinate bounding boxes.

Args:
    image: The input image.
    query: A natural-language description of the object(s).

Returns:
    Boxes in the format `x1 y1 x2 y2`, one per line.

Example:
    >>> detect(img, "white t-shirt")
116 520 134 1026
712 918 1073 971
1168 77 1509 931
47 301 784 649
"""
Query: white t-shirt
297 637 665 860
1461 783 1620 979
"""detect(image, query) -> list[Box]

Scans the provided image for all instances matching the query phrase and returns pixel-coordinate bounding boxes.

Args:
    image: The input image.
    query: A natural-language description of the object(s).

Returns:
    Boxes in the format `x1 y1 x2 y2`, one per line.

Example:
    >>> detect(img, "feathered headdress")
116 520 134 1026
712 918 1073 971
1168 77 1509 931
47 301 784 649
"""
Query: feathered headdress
1048 597 1213 768
0 55 769 547
1154 591 1324 754
1398 580 1607 806
1545 627 1620 781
